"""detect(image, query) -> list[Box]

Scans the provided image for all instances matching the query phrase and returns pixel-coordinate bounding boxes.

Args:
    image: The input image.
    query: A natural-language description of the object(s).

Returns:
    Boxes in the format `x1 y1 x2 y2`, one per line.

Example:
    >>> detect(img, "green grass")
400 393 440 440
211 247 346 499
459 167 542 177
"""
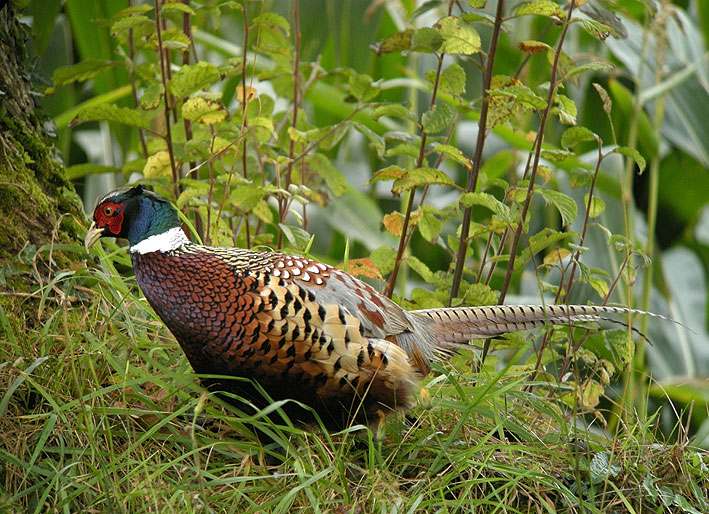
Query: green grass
1 241 707 513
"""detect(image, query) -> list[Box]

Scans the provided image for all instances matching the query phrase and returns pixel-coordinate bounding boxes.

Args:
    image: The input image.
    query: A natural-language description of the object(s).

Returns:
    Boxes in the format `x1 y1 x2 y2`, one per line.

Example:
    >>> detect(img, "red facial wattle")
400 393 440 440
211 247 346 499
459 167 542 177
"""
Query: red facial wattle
93 202 125 236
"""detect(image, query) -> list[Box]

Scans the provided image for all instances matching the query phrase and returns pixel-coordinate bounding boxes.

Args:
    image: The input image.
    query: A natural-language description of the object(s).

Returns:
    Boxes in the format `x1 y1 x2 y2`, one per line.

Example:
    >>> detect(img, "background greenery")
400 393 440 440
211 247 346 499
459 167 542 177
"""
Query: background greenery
2 0 708 511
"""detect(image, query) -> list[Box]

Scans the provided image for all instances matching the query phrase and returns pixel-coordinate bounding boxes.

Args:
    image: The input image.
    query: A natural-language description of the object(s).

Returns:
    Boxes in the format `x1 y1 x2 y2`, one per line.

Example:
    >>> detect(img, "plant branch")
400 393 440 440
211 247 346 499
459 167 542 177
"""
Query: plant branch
449 0 506 304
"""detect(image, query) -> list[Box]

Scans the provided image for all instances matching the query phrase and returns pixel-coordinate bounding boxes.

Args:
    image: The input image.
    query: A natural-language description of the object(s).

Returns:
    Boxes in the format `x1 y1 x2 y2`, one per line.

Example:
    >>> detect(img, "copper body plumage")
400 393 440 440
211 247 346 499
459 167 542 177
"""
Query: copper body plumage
86 186 659 431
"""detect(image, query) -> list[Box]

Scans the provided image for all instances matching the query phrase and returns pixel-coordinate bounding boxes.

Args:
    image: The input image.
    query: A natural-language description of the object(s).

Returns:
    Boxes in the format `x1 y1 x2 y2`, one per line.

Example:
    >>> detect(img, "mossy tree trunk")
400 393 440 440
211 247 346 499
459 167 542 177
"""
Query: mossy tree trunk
0 3 83 328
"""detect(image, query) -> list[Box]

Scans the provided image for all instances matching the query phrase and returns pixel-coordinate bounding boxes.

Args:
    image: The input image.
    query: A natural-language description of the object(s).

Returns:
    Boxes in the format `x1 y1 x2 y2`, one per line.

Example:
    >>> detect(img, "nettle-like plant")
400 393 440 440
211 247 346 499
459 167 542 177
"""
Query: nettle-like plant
56 0 649 418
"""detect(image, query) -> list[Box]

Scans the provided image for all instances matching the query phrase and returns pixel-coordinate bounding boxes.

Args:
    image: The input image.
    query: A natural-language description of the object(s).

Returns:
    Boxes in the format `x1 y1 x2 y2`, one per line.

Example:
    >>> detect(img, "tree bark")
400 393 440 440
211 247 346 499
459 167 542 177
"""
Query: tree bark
0 3 83 326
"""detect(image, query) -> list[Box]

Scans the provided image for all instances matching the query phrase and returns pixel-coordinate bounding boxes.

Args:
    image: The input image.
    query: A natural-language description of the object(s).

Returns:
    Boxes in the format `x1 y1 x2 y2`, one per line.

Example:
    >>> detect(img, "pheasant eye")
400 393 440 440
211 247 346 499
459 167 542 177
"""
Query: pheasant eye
103 206 114 216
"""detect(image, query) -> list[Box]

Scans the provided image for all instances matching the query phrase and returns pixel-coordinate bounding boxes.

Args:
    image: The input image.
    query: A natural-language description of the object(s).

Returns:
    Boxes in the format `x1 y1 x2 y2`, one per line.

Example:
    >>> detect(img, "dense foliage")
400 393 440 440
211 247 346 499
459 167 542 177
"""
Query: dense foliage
2 0 708 511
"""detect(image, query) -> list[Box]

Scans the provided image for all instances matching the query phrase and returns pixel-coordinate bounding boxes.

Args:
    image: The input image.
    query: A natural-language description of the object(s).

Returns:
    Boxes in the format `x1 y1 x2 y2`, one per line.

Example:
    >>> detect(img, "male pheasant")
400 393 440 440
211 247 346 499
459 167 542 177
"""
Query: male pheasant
86 185 652 430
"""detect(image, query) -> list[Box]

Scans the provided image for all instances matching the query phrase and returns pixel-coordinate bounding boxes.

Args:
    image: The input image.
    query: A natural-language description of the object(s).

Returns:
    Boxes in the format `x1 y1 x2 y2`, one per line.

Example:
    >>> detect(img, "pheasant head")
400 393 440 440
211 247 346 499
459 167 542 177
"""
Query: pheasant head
85 185 189 254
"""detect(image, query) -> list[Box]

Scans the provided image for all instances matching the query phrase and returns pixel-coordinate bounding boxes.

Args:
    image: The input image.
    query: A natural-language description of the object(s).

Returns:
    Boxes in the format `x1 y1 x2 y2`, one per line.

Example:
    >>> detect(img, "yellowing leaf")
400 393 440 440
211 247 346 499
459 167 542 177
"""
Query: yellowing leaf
543 248 570 265
236 85 257 104
436 16 481 55
518 40 552 54
143 151 172 179
181 97 227 124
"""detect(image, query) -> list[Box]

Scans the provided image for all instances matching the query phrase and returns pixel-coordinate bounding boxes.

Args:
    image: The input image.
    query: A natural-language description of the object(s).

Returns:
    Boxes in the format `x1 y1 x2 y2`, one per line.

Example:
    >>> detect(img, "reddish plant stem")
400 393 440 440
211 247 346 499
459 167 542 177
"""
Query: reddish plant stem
154 0 179 198
481 0 577 363
127 0 147 159
448 0 506 304
278 0 301 249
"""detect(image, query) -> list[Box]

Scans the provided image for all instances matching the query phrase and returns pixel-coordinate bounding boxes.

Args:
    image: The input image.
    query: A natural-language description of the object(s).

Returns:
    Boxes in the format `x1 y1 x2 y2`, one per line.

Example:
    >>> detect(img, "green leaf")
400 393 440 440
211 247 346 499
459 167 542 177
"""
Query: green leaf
348 74 379 103
488 85 547 110
371 104 418 123
392 168 455 193
65 164 122 180
367 165 406 185
418 208 442 242
181 97 227 124
230 186 267 212
459 192 512 222
575 18 612 41
566 61 614 80
438 63 466 95
370 29 413 55
162 3 196 15
407 256 434 283
540 149 574 162
279 224 311 251
515 1 566 20
370 246 397 275
140 84 164 110
411 27 442 53
526 228 578 262
436 16 481 55
169 61 221 100
553 94 578 125
352 122 385 158
432 144 471 169
561 126 597 149
612 146 646 173
421 103 454 134
585 194 606 218
535 188 577 226
70 104 149 129
110 15 151 37
307 154 347 197
50 60 117 89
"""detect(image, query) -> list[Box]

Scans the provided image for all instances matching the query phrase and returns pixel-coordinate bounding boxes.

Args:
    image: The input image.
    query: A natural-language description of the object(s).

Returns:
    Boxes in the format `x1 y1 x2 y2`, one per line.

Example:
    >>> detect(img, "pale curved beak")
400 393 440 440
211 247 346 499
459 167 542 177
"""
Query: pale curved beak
85 221 105 252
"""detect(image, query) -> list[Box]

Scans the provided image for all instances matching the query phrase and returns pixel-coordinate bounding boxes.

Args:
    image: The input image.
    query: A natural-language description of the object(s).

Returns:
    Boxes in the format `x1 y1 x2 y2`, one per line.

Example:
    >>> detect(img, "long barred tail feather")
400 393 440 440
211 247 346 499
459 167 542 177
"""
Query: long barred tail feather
410 304 677 344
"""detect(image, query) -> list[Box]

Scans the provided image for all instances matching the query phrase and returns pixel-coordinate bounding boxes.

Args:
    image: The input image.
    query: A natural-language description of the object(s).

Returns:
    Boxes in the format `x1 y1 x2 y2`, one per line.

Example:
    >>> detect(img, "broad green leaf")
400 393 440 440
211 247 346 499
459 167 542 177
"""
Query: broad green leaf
140 84 164 110
352 122 385 158
515 1 565 20
181 97 227 124
370 246 397 275
307 153 347 197
249 116 276 141
371 29 413 55
407 256 434 283
540 149 574 162
418 208 442 242
110 15 151 37
561 126 597 149
584 194 605 218
371 104 418 123
385 144 419 159
162 3 196 15
255 12 291 36
230 185 267 211
437 16 481 55
575 18 612 40
536 188 577 226
66 164 122 180
169 61 220 100
115 5 153 17
70 104 149 129
525 228 578 262
433 144 471 169
50 60 117 90
368 165 406 185
279 224 311 250
612 146 646 173
411 27 442 53
553 94 578 125
459 192 512 222
349 74 379 102
569 168 593 188
392 167 455 193
488 85 547 110
421 103 454 133
466 0 486 7
439 63 467 95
